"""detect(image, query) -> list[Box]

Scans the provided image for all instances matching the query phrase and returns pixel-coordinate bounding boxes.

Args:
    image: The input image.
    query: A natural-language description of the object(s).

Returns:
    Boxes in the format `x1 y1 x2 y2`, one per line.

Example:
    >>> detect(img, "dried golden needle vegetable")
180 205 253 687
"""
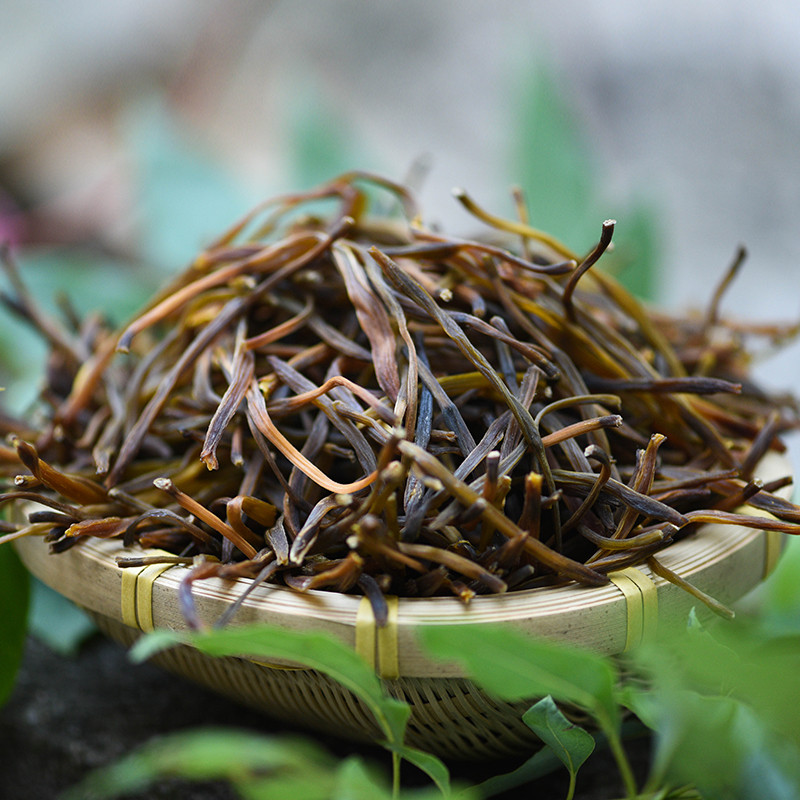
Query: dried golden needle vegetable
2 171 799 621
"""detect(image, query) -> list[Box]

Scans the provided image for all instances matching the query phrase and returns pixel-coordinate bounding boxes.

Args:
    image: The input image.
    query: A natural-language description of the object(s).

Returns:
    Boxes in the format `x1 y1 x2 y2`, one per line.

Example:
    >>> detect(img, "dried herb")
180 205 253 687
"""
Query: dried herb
2 171 800 622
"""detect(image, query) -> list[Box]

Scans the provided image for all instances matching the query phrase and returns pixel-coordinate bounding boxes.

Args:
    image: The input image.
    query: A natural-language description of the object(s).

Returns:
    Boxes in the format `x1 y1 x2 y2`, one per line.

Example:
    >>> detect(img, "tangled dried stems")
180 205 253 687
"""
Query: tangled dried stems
2 172 799 625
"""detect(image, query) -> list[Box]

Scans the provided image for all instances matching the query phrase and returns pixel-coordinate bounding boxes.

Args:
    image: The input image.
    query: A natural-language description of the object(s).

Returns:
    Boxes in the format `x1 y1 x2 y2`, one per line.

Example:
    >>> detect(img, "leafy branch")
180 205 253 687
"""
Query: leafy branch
129 624 454 798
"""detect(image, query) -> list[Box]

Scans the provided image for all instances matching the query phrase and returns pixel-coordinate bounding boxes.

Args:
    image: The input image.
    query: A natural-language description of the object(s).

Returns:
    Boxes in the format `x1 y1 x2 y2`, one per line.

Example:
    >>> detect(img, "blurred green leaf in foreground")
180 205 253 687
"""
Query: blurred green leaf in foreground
130 623 454 797
0 543 29 707
66 726 453 800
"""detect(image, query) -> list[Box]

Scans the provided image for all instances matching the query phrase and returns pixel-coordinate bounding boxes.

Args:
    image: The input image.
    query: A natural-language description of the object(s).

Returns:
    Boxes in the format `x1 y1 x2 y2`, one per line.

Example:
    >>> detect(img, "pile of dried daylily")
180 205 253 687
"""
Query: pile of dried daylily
2 171 800 624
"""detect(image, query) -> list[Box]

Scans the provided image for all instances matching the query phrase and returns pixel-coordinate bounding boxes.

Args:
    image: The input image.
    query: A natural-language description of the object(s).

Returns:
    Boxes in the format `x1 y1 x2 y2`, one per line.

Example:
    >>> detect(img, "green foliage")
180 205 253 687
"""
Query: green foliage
285 79 369 191
760 538 800 634
469 746 563 799
65 727 455 800
131 626 407 746
419 624 620 735
125 98 251 272
641 689 800 800
63 727 335 799
104 567 800 800
512 65 659 300
419 609 800 799
625 604 800 800
513 67 598 252
28 579 96 656
523 697 595 800
130 624 452 796
420 624 635 798
0 543 29 706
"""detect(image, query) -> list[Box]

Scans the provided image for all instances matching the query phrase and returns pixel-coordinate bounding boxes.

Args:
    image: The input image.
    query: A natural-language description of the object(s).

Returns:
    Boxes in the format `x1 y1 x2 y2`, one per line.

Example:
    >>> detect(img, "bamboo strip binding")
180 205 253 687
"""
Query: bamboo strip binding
608 567 659 652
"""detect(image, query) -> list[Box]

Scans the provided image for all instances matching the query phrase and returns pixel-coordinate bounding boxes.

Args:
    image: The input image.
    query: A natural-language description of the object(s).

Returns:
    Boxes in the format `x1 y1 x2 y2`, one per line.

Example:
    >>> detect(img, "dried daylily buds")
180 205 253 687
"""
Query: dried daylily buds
2 171 800 622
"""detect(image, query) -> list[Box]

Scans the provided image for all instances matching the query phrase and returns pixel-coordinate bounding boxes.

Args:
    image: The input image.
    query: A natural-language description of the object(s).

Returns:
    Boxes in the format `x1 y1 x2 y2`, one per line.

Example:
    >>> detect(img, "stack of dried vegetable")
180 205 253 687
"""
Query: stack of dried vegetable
2 171 800 625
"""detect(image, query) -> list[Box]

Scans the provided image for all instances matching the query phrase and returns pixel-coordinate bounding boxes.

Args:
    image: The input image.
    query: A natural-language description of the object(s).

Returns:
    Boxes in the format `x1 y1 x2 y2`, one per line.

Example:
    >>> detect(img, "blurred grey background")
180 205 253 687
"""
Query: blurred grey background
1 0 799 467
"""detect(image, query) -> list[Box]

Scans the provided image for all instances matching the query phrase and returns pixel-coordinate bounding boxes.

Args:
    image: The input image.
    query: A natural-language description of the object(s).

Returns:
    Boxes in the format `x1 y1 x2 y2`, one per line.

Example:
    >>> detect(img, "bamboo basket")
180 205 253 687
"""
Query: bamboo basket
13 461 786 760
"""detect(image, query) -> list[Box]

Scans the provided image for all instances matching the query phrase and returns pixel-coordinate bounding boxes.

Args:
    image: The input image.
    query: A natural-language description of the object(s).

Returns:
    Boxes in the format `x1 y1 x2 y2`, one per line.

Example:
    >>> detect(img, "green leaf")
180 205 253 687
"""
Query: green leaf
469 747 562 799
68 727 451 800
617 683 659 732
635 620 800 752
236 754 454 800
512 66 599 253
285 79 368 191
127 626 470 792
686 606 703 632
645 689 800 800
523 696 594 798
630 615 800 798
511 65 659 301
125 98 250 271
761 537 800 635
0 543 29 706
64 727 333 799
469 721 647 800
418 624 620 733
28 578 96 656
331 756 461 800
331 757 394 800
601 201 660 301
389 743 452 798
239 773 336 800
131 624 409 747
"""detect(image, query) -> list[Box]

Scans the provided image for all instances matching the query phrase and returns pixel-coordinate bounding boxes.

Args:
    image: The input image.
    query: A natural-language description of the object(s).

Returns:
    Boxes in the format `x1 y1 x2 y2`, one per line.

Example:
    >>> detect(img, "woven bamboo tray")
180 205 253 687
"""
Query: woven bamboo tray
13 456 786 761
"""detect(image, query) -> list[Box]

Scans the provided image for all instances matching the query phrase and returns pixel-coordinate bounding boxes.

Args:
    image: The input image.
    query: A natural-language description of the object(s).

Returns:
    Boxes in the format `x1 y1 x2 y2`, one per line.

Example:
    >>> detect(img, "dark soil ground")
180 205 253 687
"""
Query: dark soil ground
0 635 651 799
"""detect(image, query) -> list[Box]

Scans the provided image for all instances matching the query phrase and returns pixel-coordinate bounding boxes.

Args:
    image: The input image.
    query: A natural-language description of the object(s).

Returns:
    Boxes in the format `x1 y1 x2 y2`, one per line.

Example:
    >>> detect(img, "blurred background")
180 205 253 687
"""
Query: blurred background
1 0 799 470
